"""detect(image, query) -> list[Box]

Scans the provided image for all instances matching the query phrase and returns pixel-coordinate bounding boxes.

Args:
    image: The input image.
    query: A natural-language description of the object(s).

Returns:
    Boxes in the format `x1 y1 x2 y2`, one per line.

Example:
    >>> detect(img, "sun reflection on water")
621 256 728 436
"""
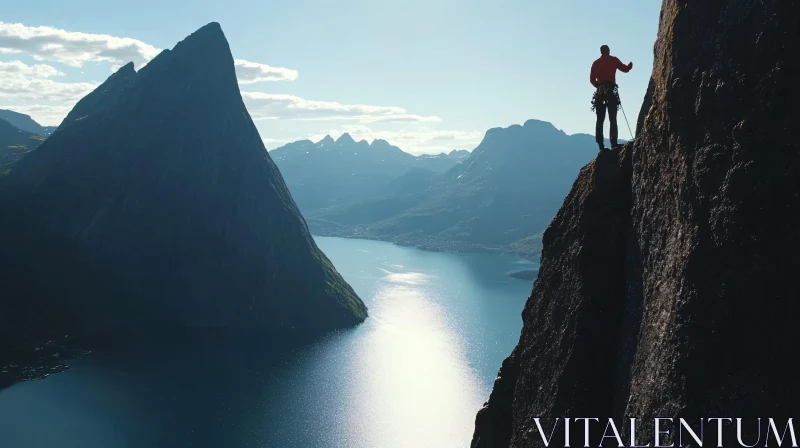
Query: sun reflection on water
343 270 484 448
0 239 532 448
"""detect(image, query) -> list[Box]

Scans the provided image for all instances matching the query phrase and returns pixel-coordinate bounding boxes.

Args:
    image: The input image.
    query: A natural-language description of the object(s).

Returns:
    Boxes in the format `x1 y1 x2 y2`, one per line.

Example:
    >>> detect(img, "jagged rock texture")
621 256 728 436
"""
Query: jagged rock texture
472 0 800 446
0 23 367 338
472 145 633 447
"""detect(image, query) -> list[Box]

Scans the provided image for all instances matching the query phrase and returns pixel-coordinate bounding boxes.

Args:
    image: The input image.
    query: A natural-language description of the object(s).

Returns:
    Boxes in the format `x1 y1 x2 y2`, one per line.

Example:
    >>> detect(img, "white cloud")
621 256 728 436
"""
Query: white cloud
242 92 441 123
234 59 298 83
0 22 300 126
0 60 97 104
0 61 96 125
1 21 441 135
0 21 298 85
0 60 64 78
0 21 159 69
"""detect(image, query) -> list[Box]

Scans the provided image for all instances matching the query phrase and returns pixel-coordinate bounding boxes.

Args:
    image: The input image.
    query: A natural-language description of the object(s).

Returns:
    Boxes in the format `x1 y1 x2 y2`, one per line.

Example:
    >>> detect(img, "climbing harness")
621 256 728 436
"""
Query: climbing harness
591 83 620 112
592 83 635 140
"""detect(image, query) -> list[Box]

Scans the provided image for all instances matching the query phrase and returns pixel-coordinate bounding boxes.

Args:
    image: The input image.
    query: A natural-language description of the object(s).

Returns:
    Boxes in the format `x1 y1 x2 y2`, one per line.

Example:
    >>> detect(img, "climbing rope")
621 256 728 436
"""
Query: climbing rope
619 97 635 140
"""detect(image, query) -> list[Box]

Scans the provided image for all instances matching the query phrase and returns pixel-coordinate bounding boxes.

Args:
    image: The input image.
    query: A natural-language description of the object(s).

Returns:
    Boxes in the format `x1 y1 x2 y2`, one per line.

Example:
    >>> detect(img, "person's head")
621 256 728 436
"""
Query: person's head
600 45 610 56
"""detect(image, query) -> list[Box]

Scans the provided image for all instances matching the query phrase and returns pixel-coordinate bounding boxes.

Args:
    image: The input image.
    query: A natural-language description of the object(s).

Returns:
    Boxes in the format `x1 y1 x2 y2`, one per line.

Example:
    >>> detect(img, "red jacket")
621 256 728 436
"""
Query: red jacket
590 55 632 87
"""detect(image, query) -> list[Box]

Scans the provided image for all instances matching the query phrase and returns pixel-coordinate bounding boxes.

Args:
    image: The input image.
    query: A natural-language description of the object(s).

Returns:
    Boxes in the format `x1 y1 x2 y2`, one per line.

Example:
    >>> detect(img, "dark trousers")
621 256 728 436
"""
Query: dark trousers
596 101 618 146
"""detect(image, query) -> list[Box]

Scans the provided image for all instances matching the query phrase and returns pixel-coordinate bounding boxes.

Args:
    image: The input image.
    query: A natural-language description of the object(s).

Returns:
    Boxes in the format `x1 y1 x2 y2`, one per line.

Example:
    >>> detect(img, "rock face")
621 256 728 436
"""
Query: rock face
472 1 800 446
0 23 367 339
472 145 633 447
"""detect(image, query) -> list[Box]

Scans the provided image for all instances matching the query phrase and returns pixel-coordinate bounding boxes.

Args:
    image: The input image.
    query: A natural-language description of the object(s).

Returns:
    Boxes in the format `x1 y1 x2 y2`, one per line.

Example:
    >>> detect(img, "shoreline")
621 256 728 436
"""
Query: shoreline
0 338 87 390
310 230 541 262
1 235 537 390
507 269 539 281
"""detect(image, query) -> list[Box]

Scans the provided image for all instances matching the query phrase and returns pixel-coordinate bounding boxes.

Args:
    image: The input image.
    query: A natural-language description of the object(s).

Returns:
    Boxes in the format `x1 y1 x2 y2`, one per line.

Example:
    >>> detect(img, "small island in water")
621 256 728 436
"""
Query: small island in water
507 269 539 281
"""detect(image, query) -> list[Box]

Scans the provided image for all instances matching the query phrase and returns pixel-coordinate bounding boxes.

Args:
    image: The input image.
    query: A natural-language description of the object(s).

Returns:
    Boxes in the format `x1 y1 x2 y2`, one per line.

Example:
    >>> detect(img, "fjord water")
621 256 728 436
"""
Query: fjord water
0 237 534 448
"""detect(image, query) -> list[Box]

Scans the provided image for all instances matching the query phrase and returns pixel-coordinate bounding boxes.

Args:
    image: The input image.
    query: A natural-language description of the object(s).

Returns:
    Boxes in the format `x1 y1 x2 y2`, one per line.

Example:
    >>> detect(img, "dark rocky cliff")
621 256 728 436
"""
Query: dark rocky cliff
472 145 633 447
0 23 367 340
472 0 799 446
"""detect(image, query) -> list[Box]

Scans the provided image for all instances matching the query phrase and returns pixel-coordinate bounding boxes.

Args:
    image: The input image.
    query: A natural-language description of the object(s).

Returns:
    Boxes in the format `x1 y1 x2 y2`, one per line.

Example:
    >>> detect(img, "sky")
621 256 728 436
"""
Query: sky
1 0 662 155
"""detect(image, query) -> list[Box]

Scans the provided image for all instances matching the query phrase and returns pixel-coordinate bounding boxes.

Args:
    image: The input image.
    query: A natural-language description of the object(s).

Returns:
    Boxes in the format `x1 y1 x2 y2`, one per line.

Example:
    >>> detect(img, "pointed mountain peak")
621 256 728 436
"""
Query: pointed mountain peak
136 22 235 88
317 135 335 146
176 22 226 48
59 22 238 134
99 61 136 88
196 21 224 35
117 61 136 75
106 61 137 84
59 60 138 128
336 133 355 144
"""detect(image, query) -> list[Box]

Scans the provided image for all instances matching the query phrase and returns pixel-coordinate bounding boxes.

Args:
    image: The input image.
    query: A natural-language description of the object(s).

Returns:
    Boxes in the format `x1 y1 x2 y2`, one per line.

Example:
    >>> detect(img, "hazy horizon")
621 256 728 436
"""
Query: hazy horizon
1 0 659 154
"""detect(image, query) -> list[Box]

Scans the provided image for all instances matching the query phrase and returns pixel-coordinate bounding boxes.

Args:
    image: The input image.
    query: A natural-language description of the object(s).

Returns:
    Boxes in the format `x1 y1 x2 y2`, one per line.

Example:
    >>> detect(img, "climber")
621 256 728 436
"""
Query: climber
590 45 632 152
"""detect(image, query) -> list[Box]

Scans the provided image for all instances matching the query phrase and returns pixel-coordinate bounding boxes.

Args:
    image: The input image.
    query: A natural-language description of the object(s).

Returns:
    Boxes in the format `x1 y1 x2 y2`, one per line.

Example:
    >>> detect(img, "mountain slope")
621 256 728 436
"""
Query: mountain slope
271 135 468 213
0 118 44 170
472 0 800 446
311 119 597 257
58 62 138 129
0 22 367 339
0 110 56 136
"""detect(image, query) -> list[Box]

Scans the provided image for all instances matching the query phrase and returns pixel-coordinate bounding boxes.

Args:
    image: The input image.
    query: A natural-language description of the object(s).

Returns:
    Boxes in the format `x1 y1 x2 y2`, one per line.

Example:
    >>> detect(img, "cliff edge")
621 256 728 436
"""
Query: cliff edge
472 0 800 446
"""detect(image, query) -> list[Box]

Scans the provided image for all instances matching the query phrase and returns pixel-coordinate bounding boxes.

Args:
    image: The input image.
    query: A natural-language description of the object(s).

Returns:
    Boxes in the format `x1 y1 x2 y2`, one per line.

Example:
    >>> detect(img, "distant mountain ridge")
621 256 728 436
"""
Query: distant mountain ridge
307 119 600 258
0 110 57 136
271 134 469 213
0 118 44 170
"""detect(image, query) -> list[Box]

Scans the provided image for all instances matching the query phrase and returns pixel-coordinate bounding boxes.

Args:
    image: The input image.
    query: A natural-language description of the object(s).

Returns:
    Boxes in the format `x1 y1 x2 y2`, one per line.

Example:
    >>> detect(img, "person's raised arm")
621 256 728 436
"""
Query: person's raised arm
617 57 633 73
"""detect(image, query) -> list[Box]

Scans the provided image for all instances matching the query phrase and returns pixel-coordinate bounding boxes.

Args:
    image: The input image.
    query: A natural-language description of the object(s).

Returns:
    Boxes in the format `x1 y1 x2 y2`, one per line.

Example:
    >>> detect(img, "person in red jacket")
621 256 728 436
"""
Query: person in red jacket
590 45 632 151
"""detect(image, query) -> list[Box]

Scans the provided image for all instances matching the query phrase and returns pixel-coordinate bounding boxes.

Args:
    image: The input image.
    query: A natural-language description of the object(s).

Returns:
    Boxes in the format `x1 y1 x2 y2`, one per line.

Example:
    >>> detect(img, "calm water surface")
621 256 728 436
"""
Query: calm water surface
0 237 536 448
